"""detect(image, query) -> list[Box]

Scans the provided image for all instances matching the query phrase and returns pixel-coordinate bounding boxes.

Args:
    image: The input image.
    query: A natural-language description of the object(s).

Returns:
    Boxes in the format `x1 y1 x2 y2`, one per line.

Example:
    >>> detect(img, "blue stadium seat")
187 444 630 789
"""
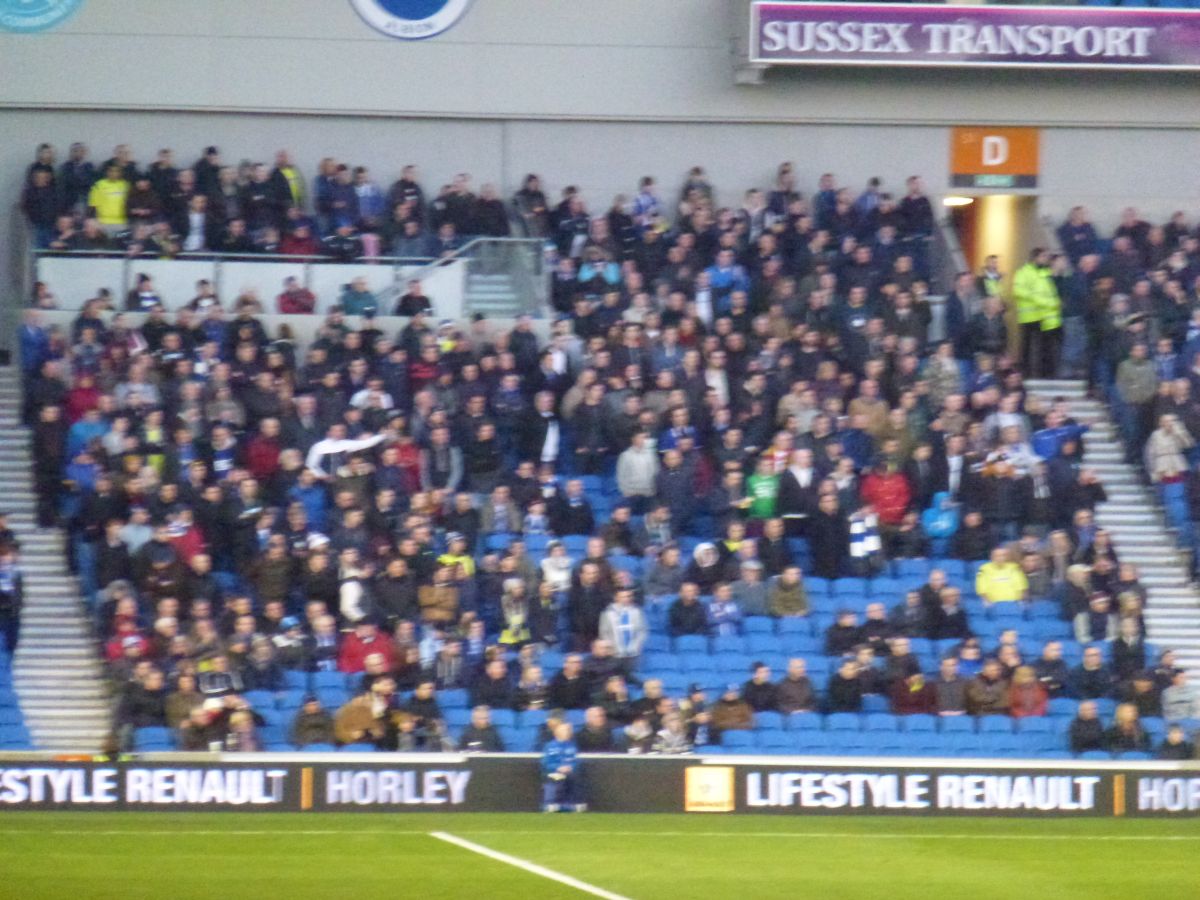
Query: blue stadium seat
804 577 831 596
1047 698 1078 718
980 734 1023 757
753 729 788 751
340 743 377 753
722 731 755 749
712 635 746 655
865 713 899 732
746 635 783 656
831 578 867 598
506 727 537 753
825 712 861 732
1116 752 1152 761
743 617 774 635
519 709 548 729
1079 750 1112 761
0 708 23 726
133 726 174 751
439 689 469 709
786 712 821 731
978 715 1013 734
644 634 671 655
938 716 974 733
948 734 985 756
490 709 516 728
781 635 821 656
934 560 967 580
276 689 306 710
893 558 928 577
1027 600 1059 620
317 688 349 710
485 533 514 552
901 714 936 732
862 695 890 714
312 671 346 690
755 711 784 731
870 578 900 598
794 731 832 753
1093 698 1117 718
776 618 811 636
283 670 308 691
445 708 473 728
243 690 276 710
674 635 707 654
682 653 714 674
1015 717 1051 734
644 653 680 673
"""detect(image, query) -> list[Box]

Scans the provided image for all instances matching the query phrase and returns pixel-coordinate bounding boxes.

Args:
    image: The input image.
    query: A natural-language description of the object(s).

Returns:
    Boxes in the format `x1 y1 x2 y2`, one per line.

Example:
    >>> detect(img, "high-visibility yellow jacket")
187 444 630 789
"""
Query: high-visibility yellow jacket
1012 262 1057 326
975 561 1029 603
88 177 129 225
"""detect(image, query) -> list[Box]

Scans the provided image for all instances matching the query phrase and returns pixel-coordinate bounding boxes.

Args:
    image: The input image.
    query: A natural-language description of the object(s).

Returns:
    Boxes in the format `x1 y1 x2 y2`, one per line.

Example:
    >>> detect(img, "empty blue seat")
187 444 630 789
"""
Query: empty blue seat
781 635 821 656
644 634 671 654
134 726 174 750
485 533 514 552
519 709 548 729
1116 751 1152 761
283 670 308 691
506 728 537 753
242 690 276 710
902 714 936 733
804 577 831 596
825 712 861 732
939 716 974 733
695 744 724 755
490 709 516 728
743 617 774 635
756 711 784 731
318 688 348 710
794 731 832 752
562 536 589 554
934 560 967 580
1093 698 1117 718
776 618 811 636
674 635 707 654
445 708 473 728
978 715 1013 734
870 578 900 598
862 695 890 714
341 743 377 753
1027 600 1059 620
746 635 782 656
1047 698 1078 718
787 712 822 731
832 578 867 597
982 733 1024 757
722 731 755 749
0 708 22 726
440 689 469 709
865 713 899 732
712 635 746 655
1079 750 1112 761
896 559 932 578
682 653 714 674
301 743 338 753
644 653 680 672
948 733 985 756
1015 717 1051 734
312 671 346 690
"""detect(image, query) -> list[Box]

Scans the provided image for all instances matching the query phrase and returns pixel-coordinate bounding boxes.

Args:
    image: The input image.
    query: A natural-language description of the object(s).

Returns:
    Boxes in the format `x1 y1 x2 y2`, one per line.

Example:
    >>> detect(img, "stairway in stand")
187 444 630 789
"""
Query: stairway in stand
1027 379 1200 676
0 366 111 752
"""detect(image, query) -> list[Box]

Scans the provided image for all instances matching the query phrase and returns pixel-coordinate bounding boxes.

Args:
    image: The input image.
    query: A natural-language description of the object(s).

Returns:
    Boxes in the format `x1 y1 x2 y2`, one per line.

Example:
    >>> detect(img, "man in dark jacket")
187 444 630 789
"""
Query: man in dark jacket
1068 700 1106 755
1071 646 1116 699
825 659 864 713
470 660 516 710
668 586 708 638
776 658 817 713
547 655 591 709
458 706 505 753
742 663 779 712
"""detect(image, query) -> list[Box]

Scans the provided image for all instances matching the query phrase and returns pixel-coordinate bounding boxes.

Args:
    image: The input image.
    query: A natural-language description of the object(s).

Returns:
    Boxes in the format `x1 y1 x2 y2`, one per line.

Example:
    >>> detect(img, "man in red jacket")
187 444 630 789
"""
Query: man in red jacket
338 619 396 674
276 276 316 314
859 458 912 528
244 418 283 483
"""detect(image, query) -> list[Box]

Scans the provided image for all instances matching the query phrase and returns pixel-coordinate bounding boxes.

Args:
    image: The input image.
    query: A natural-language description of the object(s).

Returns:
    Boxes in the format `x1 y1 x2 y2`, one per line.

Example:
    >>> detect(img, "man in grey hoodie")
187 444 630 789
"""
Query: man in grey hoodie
617 430 659 511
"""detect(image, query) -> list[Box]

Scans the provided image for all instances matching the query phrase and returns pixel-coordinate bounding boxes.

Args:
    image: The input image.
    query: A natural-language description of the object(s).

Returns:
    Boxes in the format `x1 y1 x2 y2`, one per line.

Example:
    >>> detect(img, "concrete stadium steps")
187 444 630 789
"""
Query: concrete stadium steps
465 273 523 317
0 366 111 753
1027 379 1200 675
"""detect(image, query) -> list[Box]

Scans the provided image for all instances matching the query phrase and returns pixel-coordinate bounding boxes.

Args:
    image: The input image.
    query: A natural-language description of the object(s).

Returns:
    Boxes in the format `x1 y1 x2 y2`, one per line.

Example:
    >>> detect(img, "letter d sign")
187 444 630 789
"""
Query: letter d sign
982 136 1008 167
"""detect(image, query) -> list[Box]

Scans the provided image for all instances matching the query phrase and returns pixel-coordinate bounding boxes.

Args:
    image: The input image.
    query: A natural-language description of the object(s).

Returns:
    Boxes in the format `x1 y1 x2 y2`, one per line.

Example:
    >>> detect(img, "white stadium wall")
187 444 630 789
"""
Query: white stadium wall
0 0 1197 302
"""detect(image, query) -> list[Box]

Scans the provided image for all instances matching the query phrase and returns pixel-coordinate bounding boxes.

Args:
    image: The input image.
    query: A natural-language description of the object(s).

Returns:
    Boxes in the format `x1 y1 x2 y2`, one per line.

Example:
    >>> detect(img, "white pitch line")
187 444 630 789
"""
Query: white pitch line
0 829 1197 842
430 830 633 900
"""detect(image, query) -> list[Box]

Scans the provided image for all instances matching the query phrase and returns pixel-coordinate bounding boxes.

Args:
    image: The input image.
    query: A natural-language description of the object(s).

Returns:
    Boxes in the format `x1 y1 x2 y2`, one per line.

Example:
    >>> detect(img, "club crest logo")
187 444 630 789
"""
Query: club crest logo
0 0 82 33
349 0 473 41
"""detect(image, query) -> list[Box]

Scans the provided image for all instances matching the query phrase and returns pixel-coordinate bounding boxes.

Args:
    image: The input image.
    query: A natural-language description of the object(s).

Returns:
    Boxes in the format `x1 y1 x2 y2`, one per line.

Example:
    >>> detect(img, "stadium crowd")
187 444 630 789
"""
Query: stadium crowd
8 142 1200 760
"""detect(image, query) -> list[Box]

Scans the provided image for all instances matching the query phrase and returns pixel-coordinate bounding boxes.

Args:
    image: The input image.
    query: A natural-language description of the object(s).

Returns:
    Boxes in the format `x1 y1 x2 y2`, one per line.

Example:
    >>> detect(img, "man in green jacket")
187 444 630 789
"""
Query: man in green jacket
1116 342 1159 462
1012 248 1057 377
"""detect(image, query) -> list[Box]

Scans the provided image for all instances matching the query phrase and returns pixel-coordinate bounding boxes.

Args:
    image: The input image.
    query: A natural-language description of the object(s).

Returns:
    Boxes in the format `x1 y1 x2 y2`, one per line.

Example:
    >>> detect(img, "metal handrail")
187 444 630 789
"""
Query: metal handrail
31 248 438 266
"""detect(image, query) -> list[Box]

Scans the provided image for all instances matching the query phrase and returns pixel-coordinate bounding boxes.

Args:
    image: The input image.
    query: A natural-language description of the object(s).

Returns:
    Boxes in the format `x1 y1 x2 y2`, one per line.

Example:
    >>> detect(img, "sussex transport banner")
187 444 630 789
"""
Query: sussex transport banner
750 2 1200 70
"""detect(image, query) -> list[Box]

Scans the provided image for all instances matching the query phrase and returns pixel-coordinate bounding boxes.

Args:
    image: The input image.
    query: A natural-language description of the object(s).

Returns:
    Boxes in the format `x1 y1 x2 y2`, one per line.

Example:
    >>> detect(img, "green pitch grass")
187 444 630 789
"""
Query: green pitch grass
2 812 1198 899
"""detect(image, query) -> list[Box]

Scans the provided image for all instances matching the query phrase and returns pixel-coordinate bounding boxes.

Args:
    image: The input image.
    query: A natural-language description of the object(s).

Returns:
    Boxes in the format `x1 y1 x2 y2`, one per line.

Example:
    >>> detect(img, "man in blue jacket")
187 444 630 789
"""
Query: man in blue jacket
541 721 585 812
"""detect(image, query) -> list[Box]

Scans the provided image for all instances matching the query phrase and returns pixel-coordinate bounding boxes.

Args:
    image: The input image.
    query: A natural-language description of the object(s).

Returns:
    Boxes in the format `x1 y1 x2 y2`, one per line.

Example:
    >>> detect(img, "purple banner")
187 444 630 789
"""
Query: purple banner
751 2 1200 69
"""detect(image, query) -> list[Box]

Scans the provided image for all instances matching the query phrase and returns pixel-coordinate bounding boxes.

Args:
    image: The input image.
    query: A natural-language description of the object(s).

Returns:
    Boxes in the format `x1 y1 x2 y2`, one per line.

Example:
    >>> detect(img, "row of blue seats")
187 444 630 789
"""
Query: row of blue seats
646 630 1079 660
